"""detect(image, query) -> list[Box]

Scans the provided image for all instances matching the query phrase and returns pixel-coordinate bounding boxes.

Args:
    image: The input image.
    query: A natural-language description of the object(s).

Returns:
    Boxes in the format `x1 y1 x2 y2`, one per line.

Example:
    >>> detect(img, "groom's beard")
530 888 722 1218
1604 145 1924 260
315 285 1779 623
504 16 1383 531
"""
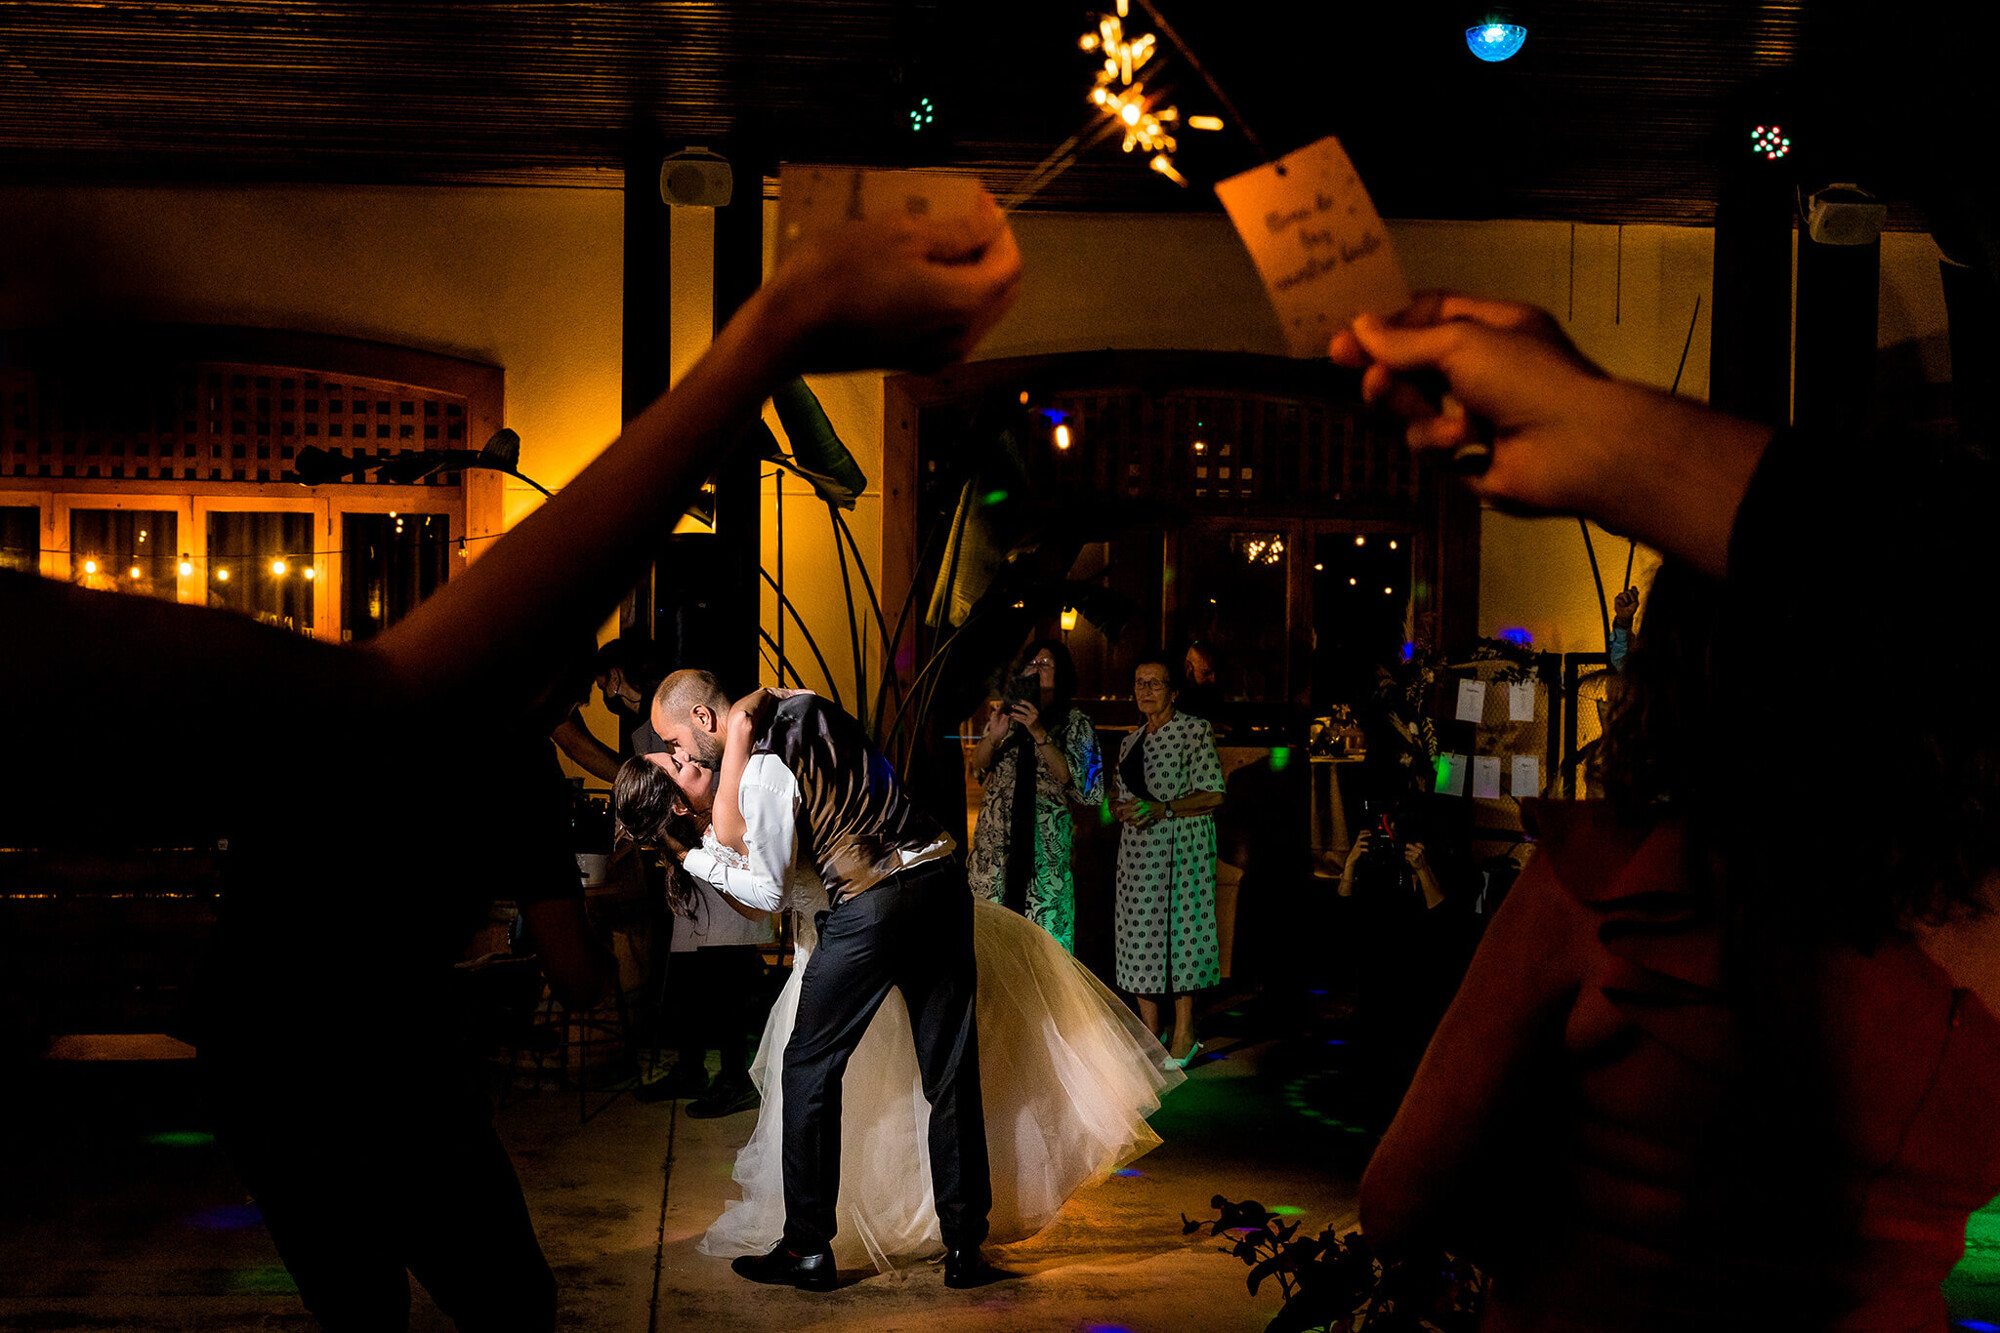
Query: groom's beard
692 726 725 771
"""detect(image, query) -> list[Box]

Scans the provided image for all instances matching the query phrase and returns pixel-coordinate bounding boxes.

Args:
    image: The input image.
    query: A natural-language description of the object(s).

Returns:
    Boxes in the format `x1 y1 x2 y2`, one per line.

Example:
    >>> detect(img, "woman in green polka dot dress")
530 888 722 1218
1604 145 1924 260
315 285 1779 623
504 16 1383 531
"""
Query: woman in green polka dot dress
1111 654 1226 1068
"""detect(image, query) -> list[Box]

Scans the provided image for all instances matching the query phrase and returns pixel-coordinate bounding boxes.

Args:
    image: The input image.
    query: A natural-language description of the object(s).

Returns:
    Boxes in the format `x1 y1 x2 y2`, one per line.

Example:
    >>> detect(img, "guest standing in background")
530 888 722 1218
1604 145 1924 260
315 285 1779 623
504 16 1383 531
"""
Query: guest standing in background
1112 654 1225 1068
966 639 1103 953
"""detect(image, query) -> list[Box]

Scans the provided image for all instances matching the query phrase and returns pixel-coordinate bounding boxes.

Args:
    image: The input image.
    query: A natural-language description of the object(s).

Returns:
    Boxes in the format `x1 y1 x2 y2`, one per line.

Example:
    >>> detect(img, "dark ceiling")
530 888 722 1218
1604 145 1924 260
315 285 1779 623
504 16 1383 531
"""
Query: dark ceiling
0 1 1950 226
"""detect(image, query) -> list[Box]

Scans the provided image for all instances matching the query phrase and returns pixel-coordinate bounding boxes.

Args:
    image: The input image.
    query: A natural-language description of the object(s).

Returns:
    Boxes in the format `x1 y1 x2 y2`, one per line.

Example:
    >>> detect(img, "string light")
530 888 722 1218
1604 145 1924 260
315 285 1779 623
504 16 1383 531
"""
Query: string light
271 559 287 576
82 559 97 575
129 566 141 579
178 560 194 577
216 567 229 581
303 566 316 580
1355 535 1366 546
1054 424 1072 450
1388 540 1398 550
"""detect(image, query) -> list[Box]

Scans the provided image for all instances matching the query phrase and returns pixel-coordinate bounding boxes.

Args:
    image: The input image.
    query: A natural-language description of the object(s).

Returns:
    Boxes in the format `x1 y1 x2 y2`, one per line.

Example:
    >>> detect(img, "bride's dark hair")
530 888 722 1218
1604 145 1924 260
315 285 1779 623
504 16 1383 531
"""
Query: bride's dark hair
613 756 706 921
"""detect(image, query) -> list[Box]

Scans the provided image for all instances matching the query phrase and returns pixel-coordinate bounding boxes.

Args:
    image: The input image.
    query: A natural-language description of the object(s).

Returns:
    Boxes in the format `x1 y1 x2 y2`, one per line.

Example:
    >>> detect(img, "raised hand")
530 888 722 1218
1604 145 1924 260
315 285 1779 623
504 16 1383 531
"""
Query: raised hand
762 193 1023 377
1328 291 1773 578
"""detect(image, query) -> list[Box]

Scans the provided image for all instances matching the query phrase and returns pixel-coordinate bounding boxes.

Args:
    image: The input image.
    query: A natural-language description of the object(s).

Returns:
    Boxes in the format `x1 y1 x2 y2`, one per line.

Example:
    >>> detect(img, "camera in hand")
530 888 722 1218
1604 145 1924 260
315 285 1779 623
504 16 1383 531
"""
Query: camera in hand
1353 808 1413 899
1002 671 1039 709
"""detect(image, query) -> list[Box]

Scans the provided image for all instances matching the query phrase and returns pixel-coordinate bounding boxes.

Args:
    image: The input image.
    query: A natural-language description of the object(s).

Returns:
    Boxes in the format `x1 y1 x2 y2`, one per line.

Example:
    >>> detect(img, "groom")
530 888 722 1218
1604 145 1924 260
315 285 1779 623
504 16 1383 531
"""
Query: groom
650 669 993 1290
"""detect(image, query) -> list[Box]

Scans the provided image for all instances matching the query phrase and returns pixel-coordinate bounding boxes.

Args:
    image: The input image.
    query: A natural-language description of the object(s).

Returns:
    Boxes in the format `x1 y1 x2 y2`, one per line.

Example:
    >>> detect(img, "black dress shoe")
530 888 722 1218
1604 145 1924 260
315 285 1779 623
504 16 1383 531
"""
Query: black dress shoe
731 1244 837 1292
942 1247 1006 1289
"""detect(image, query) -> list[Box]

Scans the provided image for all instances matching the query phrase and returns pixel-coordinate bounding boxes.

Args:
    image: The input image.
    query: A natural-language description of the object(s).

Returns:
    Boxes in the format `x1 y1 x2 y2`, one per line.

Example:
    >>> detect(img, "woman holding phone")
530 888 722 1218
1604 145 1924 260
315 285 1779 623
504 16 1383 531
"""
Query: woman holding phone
965 638 1102 952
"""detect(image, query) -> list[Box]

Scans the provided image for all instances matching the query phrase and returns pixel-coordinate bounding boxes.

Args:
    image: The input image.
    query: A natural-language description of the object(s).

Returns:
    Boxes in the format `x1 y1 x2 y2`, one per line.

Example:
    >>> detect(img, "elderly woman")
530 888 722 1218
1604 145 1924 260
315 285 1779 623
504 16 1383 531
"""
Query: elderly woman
966 638 1103 952
1112 653 1226 1068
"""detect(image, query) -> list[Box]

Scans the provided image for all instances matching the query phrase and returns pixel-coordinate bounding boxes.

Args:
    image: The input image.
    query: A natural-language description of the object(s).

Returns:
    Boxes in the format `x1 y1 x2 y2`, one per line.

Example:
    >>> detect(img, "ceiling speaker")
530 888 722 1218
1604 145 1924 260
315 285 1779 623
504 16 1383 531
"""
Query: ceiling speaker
660 147 733 208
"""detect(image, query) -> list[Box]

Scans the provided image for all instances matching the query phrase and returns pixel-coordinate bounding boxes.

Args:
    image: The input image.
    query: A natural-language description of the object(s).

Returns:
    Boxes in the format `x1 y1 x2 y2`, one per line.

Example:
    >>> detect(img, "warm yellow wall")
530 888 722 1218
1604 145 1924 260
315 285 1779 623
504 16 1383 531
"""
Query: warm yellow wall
2 184 1955 721
0 183 628 781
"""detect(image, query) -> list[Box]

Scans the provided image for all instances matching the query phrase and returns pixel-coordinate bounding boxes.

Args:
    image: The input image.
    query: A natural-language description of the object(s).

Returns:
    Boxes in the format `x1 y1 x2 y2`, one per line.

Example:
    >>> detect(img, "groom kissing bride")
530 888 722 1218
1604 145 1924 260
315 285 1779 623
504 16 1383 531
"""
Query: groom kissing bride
649 670 996 1291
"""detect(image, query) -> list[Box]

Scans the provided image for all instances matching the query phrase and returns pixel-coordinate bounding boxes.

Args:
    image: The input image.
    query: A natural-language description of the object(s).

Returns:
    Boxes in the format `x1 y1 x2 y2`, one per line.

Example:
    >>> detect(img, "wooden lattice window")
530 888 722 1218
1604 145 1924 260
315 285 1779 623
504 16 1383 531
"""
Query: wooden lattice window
0 363 473 486
0 326 504 645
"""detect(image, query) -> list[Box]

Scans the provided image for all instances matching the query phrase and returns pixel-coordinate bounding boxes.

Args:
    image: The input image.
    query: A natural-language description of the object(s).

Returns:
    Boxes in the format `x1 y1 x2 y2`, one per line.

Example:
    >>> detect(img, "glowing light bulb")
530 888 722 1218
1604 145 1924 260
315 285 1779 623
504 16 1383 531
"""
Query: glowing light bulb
1188 115 1224 132
1193 440 1206 454
1018 390 1030 404
82 559 97 575
1355 535 1366 546
1121 102 1141 126
304 566 316 580
129 566 141 579
1349 577 1358 586
271 559 287 576
1389 540 1398 550
1313 563 1324 572
216 567 229 581
178 561 193 577
1060 606 1079 632
1384 586 1393 595
1054 424 1072 450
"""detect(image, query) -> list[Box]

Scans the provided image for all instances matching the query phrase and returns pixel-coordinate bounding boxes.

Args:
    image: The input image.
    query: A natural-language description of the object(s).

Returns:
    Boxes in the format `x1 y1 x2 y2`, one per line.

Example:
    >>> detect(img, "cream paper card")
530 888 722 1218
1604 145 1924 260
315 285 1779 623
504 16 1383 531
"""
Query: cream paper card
1455 678 1487 723
1436 752 1468 798
1472 756 1503 800
775 164 985 263
1508 680 1537 722
1215 135 1411 359
1511 754 1540 798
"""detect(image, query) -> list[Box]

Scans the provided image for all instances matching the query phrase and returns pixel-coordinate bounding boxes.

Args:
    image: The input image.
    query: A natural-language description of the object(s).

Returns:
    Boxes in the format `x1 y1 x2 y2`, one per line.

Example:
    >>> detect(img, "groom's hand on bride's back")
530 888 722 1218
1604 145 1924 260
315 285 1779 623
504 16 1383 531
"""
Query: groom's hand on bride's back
759 193 1022 376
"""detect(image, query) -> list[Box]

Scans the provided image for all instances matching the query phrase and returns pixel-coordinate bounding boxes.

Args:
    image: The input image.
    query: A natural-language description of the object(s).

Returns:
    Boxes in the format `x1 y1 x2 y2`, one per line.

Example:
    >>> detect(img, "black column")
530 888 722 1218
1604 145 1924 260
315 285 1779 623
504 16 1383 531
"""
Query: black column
622 134 672 640
1709 160 1795 427
710 145 765 699
1794 227 1880 437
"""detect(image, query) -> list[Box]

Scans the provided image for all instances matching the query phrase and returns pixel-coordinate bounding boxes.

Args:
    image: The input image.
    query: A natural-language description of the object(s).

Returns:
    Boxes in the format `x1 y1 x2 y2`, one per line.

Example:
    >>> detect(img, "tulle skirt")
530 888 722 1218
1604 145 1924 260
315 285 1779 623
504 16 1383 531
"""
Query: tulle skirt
698 895 1184 1273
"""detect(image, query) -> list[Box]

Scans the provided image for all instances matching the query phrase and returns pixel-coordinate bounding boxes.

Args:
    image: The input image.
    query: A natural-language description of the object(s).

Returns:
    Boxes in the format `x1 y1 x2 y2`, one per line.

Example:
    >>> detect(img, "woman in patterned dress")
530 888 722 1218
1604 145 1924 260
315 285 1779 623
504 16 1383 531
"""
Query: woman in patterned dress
965 638 1103 952
1112 654 1225 1067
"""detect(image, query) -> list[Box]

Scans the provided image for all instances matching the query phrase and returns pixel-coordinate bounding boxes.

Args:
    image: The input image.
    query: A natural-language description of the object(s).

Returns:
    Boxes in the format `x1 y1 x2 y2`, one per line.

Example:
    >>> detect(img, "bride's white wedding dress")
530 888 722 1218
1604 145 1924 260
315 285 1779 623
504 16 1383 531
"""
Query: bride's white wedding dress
695 846 1184 1274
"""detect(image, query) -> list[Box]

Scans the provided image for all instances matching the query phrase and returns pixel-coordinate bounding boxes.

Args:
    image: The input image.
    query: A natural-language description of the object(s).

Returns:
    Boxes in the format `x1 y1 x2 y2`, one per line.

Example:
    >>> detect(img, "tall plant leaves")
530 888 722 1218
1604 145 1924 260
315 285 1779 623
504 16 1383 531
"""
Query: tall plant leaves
770 377 868 510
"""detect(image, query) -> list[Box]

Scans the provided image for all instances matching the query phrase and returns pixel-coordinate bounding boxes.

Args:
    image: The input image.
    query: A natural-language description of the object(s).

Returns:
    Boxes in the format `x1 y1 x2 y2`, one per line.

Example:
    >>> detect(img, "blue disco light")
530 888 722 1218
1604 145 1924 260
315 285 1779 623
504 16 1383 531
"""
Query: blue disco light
1466 22 1527 61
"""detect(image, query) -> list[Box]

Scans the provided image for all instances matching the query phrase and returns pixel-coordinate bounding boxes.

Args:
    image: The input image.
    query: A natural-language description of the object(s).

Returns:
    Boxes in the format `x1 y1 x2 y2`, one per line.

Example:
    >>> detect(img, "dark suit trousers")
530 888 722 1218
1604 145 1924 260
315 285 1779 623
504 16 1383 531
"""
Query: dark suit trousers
779 858 990 1254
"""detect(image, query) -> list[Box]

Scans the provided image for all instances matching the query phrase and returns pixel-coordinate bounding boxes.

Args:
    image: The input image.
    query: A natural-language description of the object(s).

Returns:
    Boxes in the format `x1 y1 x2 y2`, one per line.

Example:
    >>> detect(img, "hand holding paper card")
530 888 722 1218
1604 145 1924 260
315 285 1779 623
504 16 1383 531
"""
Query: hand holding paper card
776 164 985 264
1472 756 1502 800
1508 681 1537 722
1455 679 1488 724
1215 136 1411 360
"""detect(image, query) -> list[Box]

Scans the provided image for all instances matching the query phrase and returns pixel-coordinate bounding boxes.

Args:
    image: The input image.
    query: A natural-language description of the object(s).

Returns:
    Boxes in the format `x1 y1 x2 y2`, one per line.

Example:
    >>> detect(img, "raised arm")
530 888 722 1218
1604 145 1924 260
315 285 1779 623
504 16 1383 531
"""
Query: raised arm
364 202 1022 715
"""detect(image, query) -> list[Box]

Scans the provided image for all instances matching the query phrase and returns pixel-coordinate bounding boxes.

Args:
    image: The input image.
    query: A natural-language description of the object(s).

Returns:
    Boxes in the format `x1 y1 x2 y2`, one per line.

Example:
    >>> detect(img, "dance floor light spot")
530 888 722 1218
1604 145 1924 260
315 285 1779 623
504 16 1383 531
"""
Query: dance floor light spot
1114 1168 1144 1177
1269 746 1292 772
982 489 1009 505
1269 1205 1305 1216
184 1204 262 1231
144 1131 216 1148
226 1264 298 1294
1325 1038 1348 1046
1954 1323 2000 1332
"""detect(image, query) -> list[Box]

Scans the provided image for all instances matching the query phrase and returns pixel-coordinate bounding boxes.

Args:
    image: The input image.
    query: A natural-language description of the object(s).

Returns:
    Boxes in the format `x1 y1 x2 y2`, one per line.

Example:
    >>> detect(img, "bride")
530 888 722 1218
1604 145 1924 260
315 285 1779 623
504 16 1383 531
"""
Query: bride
613 712 1182 1275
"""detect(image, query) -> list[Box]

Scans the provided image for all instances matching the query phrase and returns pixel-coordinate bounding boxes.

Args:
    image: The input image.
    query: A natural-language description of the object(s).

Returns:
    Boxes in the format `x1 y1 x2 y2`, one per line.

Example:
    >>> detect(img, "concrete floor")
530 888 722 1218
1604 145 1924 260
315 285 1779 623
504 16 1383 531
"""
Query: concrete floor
0 996 1370 1333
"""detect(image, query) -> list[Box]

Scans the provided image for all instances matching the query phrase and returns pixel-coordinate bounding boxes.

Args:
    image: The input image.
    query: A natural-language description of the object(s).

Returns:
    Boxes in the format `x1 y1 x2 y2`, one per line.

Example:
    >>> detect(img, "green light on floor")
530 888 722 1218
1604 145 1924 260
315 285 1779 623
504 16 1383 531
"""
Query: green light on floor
227 1264 298 1294
1269 746 1291 772
145 1131 215 1148
982 489 1009 505
1946 1194 2000 1321
1269 1205 1305 1216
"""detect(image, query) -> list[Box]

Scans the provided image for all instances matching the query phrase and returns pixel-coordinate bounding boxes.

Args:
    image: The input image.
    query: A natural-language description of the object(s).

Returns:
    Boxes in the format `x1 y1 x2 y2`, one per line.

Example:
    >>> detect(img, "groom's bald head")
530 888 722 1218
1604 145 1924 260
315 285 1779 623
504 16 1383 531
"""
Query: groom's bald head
651 669 730 768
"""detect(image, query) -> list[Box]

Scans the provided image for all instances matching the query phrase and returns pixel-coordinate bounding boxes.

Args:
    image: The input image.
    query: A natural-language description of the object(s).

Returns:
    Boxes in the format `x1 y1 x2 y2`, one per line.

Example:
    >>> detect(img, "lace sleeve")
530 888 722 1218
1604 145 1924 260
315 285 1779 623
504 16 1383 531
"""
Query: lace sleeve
701 828 752 871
